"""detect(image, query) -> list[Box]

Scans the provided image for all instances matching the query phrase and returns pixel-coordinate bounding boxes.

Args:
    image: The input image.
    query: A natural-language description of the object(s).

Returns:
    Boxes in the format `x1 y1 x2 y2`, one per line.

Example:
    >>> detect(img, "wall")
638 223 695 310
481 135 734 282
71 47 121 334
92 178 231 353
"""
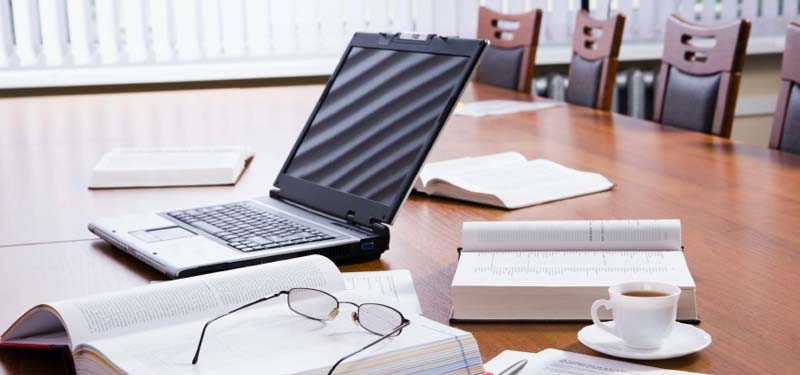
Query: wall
731 54 783 147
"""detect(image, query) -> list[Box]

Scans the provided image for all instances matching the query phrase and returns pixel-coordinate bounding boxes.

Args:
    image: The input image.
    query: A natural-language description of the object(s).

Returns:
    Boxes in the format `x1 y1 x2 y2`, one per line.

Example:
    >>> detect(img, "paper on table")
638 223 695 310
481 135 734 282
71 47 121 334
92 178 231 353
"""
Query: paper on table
343 270 423 315
453 100 562 117
484 349 706 375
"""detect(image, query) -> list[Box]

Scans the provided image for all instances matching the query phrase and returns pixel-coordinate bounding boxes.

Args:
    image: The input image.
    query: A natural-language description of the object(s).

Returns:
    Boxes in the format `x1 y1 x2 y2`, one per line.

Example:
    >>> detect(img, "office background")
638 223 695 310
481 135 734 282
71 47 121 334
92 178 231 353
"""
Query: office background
0 0 794 147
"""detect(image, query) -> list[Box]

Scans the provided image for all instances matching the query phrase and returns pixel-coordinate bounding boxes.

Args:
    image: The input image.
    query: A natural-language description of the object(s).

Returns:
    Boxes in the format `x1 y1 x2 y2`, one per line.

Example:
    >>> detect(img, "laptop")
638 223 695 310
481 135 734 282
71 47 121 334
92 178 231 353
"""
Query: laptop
89 32 487 278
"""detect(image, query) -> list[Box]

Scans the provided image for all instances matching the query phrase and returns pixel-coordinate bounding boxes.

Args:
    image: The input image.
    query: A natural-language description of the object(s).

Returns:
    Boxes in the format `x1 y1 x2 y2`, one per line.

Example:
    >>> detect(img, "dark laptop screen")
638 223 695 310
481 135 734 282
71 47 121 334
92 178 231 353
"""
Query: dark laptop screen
283 46 469 205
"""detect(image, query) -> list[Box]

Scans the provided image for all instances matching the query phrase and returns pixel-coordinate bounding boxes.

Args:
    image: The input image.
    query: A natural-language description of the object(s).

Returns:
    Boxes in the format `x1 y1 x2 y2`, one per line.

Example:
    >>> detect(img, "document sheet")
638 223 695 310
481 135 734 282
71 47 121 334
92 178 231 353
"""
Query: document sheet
484 349 706 375
453 100 562 117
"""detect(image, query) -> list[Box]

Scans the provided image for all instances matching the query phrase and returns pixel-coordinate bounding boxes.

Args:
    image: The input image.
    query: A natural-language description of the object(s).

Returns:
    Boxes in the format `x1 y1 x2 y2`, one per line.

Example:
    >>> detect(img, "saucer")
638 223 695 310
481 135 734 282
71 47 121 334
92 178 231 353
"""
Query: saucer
577 322 712 360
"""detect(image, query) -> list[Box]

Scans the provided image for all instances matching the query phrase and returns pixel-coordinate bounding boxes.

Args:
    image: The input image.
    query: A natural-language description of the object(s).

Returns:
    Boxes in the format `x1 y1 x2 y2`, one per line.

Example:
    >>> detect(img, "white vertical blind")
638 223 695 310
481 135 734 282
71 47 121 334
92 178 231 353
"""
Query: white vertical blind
39 0 69 66
11 0 43 66
220 0 247 57
0 0 796 88
66 0 94 65
0 0 16 67
433 0 458 36
174 0 202 61
243 0 271 57
199 0 222 59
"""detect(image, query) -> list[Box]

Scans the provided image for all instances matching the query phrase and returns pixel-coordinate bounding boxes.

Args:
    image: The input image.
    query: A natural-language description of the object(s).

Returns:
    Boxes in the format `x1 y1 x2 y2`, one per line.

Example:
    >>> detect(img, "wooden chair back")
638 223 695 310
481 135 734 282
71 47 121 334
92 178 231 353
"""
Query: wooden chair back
565 10 626 110
652 15 750 138
474 6 542 92
769 22 800 153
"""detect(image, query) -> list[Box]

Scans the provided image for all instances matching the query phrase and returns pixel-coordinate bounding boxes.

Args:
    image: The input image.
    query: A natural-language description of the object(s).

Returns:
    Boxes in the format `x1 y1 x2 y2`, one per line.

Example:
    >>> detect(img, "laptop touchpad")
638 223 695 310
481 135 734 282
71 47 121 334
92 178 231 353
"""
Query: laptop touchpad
131 227 195 243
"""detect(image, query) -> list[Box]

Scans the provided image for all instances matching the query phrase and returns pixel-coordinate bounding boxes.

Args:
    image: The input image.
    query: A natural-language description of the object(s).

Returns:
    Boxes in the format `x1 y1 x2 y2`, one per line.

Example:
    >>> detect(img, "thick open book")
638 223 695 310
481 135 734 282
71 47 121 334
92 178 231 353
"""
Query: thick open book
89 146 254 188
451 220 698 322
1 256 484 375
413 152 613 209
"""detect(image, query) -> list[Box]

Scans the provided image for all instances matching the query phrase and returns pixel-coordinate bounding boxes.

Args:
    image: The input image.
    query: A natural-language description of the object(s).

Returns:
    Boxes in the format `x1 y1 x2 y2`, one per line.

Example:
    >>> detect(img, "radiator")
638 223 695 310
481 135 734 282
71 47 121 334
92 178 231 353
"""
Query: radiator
534 69 658 119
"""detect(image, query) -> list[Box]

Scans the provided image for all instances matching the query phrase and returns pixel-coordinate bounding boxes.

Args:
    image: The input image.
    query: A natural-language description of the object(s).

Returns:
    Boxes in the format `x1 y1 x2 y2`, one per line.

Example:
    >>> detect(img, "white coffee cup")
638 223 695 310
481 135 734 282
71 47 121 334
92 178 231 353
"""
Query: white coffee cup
590 281 681 349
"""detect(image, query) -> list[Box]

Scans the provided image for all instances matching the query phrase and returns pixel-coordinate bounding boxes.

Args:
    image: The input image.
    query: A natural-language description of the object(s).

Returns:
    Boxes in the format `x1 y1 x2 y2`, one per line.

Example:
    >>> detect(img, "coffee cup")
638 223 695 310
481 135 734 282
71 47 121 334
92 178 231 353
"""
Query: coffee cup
590 281 681 349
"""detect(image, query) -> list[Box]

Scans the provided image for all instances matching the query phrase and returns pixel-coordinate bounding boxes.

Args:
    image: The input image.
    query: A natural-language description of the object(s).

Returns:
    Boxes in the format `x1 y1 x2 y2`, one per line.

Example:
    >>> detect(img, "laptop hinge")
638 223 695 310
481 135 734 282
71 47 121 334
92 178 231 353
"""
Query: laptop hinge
271 187 386 231
345 211 357 226
269 187 281 199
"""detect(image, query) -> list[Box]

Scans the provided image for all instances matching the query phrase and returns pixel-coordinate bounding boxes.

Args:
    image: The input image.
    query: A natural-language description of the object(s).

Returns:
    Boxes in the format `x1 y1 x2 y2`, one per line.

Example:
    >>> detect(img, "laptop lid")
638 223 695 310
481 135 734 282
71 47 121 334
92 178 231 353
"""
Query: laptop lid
272 32 486 227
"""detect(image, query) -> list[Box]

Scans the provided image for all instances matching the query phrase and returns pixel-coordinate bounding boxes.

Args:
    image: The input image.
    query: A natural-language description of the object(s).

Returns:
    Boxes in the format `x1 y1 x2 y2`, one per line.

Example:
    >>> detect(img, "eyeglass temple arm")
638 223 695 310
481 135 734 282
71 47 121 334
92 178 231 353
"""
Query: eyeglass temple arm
327 319 410 375
191 290 289 365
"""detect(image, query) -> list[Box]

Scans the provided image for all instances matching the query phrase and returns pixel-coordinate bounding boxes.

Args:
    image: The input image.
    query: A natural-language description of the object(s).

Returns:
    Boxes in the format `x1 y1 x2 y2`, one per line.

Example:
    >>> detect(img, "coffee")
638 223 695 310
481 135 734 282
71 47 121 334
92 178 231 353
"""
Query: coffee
622 290 670 297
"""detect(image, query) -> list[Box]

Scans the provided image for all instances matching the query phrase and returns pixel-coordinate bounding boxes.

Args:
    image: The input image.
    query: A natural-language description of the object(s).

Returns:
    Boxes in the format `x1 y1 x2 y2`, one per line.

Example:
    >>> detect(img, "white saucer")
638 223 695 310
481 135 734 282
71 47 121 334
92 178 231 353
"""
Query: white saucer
577 322 712 360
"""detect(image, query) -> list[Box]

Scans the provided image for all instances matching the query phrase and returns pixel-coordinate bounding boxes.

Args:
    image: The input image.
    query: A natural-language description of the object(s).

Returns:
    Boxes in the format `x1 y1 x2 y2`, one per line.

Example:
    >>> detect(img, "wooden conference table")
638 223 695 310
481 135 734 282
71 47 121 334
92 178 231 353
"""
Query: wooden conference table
1 83 799 374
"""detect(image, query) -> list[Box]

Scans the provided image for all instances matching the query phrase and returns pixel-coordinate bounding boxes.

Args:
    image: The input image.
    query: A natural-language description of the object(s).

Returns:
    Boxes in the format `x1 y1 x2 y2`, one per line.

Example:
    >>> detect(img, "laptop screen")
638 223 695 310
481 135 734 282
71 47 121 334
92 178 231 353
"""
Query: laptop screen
283 46 470 206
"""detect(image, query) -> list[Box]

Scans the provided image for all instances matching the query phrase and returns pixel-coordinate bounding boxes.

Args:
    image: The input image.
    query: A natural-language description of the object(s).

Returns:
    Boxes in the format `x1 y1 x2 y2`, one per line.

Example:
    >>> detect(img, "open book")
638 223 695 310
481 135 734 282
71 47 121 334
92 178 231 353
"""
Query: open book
89 146 254 188
451 220 698 322
413 152 614 209
1 256 484 375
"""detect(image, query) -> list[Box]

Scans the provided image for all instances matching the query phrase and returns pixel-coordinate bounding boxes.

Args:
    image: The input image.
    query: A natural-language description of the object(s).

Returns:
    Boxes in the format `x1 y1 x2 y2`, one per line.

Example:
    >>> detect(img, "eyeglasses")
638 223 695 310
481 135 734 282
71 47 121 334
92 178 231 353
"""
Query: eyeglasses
192 287 410 375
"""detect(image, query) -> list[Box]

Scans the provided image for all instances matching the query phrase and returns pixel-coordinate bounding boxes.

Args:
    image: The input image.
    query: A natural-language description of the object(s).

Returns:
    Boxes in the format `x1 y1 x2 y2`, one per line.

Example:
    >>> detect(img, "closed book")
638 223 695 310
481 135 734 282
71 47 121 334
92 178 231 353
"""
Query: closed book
88 146 254 188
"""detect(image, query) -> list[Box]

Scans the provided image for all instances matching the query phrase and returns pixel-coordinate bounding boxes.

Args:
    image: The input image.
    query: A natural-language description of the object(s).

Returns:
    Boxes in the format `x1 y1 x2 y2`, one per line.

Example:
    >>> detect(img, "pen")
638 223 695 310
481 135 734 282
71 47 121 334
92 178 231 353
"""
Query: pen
485 359 528 375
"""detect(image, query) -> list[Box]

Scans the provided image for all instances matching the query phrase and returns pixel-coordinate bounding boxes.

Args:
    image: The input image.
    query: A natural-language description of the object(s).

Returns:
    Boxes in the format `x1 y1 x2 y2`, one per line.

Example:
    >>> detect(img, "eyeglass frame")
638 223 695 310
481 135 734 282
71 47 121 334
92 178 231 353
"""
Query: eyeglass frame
191 287 410 375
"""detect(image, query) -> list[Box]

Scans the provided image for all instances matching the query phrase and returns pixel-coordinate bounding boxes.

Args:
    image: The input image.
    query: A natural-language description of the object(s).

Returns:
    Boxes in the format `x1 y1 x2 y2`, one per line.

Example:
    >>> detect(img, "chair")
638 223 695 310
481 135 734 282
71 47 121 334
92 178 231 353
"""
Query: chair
474 6 542 92
652 15 750 138
769 22 800 154
565 10 626 110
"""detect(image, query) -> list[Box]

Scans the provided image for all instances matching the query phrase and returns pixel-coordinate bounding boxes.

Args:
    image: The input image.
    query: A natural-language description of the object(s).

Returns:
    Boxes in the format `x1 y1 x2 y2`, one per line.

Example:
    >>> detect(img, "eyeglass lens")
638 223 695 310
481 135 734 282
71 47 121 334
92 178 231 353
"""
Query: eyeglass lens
287 288 339 321
357 303 404 335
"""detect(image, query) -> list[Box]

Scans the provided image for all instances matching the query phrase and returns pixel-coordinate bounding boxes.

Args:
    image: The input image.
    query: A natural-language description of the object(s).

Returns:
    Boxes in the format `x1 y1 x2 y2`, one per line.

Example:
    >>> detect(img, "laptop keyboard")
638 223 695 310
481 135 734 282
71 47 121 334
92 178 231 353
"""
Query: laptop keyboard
167 202 335 252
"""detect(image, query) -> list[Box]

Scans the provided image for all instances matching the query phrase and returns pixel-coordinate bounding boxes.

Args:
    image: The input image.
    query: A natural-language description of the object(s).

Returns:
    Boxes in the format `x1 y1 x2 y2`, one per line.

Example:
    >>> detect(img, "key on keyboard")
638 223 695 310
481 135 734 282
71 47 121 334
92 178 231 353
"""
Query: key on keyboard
167 202 335 252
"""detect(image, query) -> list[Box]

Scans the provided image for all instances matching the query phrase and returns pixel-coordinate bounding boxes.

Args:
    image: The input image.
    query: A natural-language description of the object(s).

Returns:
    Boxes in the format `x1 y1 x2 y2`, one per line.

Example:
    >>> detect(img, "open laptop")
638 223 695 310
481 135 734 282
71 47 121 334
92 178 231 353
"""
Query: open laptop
89 32 487 278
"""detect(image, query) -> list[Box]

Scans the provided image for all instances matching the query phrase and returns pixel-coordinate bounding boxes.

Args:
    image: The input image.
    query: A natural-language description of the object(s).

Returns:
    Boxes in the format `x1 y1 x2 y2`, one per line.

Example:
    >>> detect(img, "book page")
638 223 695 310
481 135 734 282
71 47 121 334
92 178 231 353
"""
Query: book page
34 255 343 348
415 152 525 192
452 251 695 287
461 220 682 252
75 290 482 375
343 270 423 315
484 349 705 375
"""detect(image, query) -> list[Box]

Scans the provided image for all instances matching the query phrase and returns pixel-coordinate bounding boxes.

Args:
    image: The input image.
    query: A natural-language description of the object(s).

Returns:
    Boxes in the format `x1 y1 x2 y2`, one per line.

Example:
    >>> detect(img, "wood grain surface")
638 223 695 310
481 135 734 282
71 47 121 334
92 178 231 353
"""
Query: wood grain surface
1 83 799 375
